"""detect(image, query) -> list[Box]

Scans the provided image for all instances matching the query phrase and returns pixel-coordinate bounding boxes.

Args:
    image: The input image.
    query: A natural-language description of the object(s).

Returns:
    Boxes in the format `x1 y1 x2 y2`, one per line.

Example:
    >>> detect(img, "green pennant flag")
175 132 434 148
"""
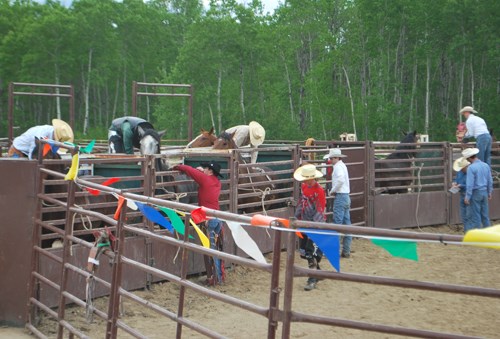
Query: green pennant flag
371 239 419 261
158 207 193 239
81 139 96 154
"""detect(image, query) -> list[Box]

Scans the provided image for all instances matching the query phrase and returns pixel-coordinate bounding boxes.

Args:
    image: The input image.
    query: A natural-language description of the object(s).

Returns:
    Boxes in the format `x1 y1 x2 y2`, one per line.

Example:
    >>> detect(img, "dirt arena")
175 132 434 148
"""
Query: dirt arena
12 225 500 338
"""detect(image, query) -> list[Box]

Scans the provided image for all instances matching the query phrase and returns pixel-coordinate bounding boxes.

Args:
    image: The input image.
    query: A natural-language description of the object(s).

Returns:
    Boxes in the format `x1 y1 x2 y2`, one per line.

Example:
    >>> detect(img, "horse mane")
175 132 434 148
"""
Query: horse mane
387 131 418 159
141 127 162 143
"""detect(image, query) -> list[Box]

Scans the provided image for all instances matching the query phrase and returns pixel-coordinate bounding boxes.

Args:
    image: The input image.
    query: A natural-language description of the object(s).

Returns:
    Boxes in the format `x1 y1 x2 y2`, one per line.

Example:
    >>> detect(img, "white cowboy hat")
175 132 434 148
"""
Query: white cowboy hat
453 157 470 172
293 164 323 182
461 148 479 159
248 121 265 146
459 106 478 114
52 119 74 143
324 148 347 158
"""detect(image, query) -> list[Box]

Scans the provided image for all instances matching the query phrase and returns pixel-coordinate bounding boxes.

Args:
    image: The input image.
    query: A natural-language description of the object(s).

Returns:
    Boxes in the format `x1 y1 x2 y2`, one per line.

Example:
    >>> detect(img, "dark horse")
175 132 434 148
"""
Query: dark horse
213 131 280 214
375 131 419 194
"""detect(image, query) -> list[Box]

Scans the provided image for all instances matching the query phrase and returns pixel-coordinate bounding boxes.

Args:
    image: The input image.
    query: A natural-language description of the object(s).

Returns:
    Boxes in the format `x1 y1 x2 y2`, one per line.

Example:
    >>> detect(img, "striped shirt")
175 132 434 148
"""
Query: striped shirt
464 114 489 138
465 159 493 200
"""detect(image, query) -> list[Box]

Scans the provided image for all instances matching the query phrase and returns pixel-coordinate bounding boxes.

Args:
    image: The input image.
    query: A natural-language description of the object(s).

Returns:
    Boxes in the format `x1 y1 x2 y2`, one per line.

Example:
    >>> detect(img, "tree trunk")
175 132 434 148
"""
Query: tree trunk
280 49 294 121
342 65 357 137
83 48 93 135
239 61 246 123
54 63 61 120
217 68 222 133
425 56 430 135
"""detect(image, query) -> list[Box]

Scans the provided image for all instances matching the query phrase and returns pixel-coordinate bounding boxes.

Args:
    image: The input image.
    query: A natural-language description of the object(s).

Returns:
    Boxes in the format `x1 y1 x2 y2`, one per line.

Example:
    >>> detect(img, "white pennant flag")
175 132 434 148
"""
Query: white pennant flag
225 221 267 264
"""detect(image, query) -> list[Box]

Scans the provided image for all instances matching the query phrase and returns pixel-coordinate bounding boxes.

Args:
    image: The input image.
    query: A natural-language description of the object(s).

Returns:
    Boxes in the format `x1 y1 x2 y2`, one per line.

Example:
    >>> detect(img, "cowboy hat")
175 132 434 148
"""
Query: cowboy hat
324 148 347 158
248 121 265 146
200 161 223 177
52 119 74 143
293 164 323 182
453 157 470 172
459 106 478 114
462 148 479 159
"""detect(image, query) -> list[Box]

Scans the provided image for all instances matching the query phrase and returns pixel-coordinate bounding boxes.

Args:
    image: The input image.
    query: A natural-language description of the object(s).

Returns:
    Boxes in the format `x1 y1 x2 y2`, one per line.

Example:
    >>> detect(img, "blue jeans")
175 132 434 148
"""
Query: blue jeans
467 190 490 229
476 133 492 167
459 194 472 232
207 218 223 282
333 193 351 255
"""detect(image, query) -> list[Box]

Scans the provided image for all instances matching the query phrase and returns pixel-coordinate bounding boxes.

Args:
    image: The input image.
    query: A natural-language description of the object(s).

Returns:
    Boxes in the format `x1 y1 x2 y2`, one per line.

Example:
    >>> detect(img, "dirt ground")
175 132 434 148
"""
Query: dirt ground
25 224 500 338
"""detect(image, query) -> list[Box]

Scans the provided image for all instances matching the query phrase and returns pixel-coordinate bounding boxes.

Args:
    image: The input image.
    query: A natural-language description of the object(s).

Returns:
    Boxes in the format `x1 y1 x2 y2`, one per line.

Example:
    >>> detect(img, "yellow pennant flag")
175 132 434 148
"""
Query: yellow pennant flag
64 153 79 181
190 219 210 248
174 210 210 248
463 225 500 249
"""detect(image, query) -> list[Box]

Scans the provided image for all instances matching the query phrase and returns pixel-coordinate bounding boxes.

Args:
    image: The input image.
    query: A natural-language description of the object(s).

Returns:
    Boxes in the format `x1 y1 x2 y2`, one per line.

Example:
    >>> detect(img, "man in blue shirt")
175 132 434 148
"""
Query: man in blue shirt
462 148 493 230
451 157 471 232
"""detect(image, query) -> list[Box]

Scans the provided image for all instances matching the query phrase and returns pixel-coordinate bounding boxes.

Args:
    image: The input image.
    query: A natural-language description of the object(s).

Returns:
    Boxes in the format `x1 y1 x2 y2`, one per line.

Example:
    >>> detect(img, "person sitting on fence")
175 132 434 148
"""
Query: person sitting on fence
450 157 472 232
8 119 74 159
293 164 326 291
460 106 492 167
173 161 225 285
462 148 493 230
108 116 154 154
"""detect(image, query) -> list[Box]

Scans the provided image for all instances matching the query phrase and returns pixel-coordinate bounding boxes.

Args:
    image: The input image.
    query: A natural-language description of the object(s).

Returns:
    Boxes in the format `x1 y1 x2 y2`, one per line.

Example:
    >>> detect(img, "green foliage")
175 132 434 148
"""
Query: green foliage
0 0 498 143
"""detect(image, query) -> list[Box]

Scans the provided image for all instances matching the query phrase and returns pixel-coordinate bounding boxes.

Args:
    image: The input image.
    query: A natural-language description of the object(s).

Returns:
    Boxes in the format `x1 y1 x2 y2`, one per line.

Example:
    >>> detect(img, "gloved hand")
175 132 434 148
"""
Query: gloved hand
172 165 180 171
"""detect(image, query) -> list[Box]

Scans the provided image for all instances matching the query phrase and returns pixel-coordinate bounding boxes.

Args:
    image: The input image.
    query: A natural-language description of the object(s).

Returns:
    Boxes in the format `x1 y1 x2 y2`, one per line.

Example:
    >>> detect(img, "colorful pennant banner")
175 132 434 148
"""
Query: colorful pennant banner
135 202 174 233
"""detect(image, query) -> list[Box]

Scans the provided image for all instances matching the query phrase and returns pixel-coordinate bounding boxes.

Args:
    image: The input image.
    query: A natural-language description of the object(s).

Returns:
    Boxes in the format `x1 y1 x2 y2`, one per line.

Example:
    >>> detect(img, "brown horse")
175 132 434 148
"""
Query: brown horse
213 131 280 213
304 137 317 161
187 127 217 148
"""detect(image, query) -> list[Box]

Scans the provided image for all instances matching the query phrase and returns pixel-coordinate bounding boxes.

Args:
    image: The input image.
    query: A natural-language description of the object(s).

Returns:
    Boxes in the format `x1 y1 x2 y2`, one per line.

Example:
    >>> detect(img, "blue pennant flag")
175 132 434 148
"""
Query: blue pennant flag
300 228 341 272
47 140 60 154
136 202 174 233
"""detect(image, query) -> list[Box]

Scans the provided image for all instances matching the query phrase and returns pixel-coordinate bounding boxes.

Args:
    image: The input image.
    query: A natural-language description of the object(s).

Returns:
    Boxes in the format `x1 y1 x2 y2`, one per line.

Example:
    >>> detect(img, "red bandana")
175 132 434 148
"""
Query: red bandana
301 182 326 214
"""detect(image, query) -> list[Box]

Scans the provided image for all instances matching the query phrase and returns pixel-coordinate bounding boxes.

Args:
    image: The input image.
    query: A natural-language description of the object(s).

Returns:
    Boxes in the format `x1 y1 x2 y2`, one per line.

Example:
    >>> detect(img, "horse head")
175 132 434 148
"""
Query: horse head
188 127 216 148
213 131 238 150
138 126 166 155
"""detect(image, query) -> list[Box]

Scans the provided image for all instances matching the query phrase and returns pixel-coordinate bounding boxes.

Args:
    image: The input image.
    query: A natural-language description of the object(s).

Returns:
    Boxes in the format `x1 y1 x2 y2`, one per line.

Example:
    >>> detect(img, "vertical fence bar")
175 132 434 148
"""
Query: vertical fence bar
176 214 192 339
56 177 78 339
266 224 282 339
281 219 297 339
106 196 127 339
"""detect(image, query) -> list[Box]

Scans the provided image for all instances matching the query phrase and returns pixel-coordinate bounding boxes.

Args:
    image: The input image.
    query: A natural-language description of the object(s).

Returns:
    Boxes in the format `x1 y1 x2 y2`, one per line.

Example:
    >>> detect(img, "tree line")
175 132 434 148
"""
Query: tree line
0 0 498 142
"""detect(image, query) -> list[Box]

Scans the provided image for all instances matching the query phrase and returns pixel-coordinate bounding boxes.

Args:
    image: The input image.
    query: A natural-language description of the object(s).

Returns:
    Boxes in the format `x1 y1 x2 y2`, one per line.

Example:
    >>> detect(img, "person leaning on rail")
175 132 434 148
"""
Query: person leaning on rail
460 106 492 167
8 119 74 159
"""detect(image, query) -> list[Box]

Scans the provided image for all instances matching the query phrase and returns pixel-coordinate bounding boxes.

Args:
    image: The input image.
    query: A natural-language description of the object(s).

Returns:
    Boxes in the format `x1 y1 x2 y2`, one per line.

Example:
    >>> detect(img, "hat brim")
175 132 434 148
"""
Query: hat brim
52 119 74 143
293 167 323 181
462 148 480 158
249 121 265 146
453 157 469 171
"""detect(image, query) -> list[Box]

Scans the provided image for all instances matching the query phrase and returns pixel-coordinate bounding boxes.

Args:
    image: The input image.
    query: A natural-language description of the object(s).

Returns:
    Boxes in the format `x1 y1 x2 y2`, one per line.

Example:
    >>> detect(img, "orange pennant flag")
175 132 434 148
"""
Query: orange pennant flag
42 143 51 157
113 196 126 220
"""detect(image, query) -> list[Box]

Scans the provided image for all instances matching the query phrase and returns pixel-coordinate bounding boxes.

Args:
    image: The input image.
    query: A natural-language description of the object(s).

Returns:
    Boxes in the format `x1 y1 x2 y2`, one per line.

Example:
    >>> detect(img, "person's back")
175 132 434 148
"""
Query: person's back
108 116 154 154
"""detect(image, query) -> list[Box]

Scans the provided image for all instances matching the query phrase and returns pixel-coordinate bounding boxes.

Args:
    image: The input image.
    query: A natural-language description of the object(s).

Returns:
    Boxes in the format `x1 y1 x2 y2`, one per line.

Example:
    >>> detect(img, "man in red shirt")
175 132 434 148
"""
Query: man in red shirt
173 162 224 285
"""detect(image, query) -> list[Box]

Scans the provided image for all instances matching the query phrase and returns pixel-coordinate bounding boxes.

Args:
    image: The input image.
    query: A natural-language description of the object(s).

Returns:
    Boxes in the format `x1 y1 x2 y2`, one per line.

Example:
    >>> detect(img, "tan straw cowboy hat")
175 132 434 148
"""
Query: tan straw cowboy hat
459 106 478 114
461 148 479 159
453 157 470 172
293 164 323 182
248 121 265 146
52 119 74 143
